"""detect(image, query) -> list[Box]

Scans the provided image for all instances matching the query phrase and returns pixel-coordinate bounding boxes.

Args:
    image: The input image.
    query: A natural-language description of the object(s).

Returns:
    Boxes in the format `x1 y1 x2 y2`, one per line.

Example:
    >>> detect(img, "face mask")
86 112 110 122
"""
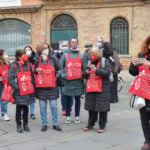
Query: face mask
3 54 8 59
22 55 28 62
96 42 103 48
41 49 49 55
26 50 32 57
41 55 47 61
91 55 99 62
62 47 68 51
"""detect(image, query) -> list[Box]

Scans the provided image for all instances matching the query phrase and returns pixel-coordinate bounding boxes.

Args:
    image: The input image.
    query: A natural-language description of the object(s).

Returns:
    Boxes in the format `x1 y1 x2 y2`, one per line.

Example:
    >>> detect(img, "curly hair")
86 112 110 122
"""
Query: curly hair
140 36 150 55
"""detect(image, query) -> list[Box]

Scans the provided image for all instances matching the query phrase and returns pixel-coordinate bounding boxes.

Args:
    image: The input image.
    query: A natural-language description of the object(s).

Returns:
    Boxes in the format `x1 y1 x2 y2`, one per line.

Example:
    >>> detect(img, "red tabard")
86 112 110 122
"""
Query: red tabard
17 61 35 96
0 64 9 81
129 64 150 100
35 56 56 88
66 53 82 80
86 60 102 93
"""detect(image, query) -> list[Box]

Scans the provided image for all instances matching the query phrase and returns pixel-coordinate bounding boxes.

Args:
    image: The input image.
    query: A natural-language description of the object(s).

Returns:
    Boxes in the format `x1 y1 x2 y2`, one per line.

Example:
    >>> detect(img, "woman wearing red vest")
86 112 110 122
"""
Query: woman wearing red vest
34 42 62 132
61 39 84 124
0 49 10 121
8 50 35 133
129 36 150 150
83 47 111 133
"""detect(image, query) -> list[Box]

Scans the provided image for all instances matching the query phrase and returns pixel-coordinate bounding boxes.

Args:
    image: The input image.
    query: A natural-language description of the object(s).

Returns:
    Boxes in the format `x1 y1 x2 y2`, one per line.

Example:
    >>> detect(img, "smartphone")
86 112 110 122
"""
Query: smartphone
139 58 145 64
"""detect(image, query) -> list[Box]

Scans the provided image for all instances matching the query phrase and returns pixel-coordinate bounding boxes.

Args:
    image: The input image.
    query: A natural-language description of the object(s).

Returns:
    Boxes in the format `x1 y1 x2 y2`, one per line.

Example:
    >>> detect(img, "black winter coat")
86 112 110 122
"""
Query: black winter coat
84 58 111 112
8 61 35 105
129 53 150 111
34 51 63 100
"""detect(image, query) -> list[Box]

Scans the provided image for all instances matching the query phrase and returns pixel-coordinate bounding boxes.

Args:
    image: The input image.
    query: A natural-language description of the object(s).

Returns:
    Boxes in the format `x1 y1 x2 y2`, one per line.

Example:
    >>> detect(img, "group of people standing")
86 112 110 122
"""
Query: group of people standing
0 36 120 135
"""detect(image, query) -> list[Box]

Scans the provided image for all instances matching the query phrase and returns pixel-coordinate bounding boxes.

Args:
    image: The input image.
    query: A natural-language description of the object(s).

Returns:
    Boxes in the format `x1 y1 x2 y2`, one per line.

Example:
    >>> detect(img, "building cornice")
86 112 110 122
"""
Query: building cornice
0 5 42 14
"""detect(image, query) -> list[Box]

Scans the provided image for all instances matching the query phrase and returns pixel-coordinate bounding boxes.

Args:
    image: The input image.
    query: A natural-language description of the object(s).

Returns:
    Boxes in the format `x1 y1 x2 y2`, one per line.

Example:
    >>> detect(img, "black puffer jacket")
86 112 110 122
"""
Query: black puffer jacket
84 58 111 112
8 61 35 105
34 51 63 100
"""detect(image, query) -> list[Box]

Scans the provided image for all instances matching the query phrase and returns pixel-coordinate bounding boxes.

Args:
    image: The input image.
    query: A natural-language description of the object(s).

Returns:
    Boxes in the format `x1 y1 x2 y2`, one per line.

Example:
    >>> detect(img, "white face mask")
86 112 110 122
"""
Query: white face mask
41 55 47 61
41 49 49 55
96 42 103 48
26 50 32 57
62 47 68 51
4 54 8 59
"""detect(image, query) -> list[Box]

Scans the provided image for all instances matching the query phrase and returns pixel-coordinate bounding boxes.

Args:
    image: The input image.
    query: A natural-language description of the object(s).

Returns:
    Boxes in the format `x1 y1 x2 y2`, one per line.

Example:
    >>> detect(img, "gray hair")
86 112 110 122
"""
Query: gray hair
90 46 103 58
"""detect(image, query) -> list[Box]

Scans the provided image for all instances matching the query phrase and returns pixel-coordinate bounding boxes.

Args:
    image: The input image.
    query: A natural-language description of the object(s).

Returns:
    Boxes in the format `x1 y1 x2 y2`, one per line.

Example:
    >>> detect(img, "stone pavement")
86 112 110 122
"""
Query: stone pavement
0 83 143 150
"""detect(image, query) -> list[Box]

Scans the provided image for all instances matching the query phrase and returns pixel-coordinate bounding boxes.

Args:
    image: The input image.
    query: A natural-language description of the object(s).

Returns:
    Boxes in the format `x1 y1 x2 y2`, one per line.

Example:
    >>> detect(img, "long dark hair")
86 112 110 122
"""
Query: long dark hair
24 45 33 52
0 49 4 58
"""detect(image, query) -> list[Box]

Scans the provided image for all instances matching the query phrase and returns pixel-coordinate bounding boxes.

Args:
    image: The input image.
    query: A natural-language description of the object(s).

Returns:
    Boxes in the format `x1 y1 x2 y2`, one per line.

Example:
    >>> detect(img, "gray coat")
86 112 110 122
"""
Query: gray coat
84 58 111 112
8 61 35 105
34 51 63 100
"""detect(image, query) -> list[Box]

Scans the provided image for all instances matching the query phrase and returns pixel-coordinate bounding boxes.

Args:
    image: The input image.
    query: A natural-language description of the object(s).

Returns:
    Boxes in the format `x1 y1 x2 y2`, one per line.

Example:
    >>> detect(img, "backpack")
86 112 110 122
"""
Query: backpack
101 57 114 82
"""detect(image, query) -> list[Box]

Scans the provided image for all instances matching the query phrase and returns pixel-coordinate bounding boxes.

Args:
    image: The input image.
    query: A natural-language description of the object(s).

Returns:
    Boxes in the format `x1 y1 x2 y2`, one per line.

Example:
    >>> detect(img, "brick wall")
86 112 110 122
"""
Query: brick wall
21 0 42 6
0 0 150 70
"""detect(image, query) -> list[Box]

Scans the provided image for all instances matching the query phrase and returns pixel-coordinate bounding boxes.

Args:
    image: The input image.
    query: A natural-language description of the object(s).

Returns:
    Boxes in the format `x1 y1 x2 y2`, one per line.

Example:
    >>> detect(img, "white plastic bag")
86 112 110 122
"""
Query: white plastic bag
130 95 146 110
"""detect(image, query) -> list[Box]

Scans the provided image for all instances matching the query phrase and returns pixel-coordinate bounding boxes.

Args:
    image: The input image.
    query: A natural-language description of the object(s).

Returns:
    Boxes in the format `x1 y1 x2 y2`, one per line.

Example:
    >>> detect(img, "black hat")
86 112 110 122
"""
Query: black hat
85 43 93 48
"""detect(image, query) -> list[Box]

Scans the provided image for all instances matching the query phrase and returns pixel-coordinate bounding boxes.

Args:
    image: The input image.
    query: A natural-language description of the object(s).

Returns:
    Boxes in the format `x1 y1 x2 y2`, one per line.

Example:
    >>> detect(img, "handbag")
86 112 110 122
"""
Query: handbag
0 81 15 103
130 95 146 110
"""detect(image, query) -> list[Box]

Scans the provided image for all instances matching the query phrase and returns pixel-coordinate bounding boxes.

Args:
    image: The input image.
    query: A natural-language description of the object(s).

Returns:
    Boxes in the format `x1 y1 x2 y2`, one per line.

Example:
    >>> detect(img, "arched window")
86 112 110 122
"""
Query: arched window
0 19 31 56
110 17 129 55
51 14 78 50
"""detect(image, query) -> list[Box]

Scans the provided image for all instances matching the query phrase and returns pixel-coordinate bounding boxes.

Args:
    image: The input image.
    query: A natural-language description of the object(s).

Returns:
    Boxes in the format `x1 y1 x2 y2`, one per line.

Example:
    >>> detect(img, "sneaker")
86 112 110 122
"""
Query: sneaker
30 114 36 120
2 114 10 121
62 111 66 116
75 117 80 124
65 117 71 124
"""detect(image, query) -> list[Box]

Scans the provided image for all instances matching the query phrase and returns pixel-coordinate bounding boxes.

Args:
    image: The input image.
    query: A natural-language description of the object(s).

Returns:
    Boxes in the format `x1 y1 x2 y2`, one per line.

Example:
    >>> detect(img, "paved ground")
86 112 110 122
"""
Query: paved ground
0 82 144 150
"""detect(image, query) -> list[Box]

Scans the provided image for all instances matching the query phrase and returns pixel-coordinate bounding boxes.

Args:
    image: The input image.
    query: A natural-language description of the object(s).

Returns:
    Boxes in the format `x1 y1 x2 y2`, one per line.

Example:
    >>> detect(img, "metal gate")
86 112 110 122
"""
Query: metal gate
110 17 129 55
0 19 31 56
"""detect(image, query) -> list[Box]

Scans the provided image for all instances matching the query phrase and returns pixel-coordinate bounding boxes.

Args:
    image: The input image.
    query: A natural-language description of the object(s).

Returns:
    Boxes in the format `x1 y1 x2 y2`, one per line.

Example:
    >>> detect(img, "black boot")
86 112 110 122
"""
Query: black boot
41 125 47 132
17 125 23 133
23 124 30 132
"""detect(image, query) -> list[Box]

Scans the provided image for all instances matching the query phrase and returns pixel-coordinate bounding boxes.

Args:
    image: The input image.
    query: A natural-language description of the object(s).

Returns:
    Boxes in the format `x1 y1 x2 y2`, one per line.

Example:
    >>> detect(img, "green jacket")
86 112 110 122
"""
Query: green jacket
61 49 84 97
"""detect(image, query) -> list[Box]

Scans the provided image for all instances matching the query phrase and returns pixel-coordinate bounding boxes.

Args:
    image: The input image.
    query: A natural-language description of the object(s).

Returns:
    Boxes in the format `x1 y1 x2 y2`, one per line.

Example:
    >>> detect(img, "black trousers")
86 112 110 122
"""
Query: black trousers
16 105 29 126
140 108 150 144
88 110 107 129
110 74 118 103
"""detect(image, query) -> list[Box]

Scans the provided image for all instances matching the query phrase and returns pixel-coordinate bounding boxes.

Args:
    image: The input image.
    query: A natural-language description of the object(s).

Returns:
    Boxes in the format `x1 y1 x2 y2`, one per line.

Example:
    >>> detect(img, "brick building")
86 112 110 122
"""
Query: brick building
0 0 150 69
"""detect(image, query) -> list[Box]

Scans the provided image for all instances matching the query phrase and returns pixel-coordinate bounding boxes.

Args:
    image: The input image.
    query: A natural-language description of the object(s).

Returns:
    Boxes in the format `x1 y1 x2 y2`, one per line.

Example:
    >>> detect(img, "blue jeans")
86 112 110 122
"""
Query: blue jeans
39 99 58 126
0 82 7 115
61 91 73 111
30 103 35 115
